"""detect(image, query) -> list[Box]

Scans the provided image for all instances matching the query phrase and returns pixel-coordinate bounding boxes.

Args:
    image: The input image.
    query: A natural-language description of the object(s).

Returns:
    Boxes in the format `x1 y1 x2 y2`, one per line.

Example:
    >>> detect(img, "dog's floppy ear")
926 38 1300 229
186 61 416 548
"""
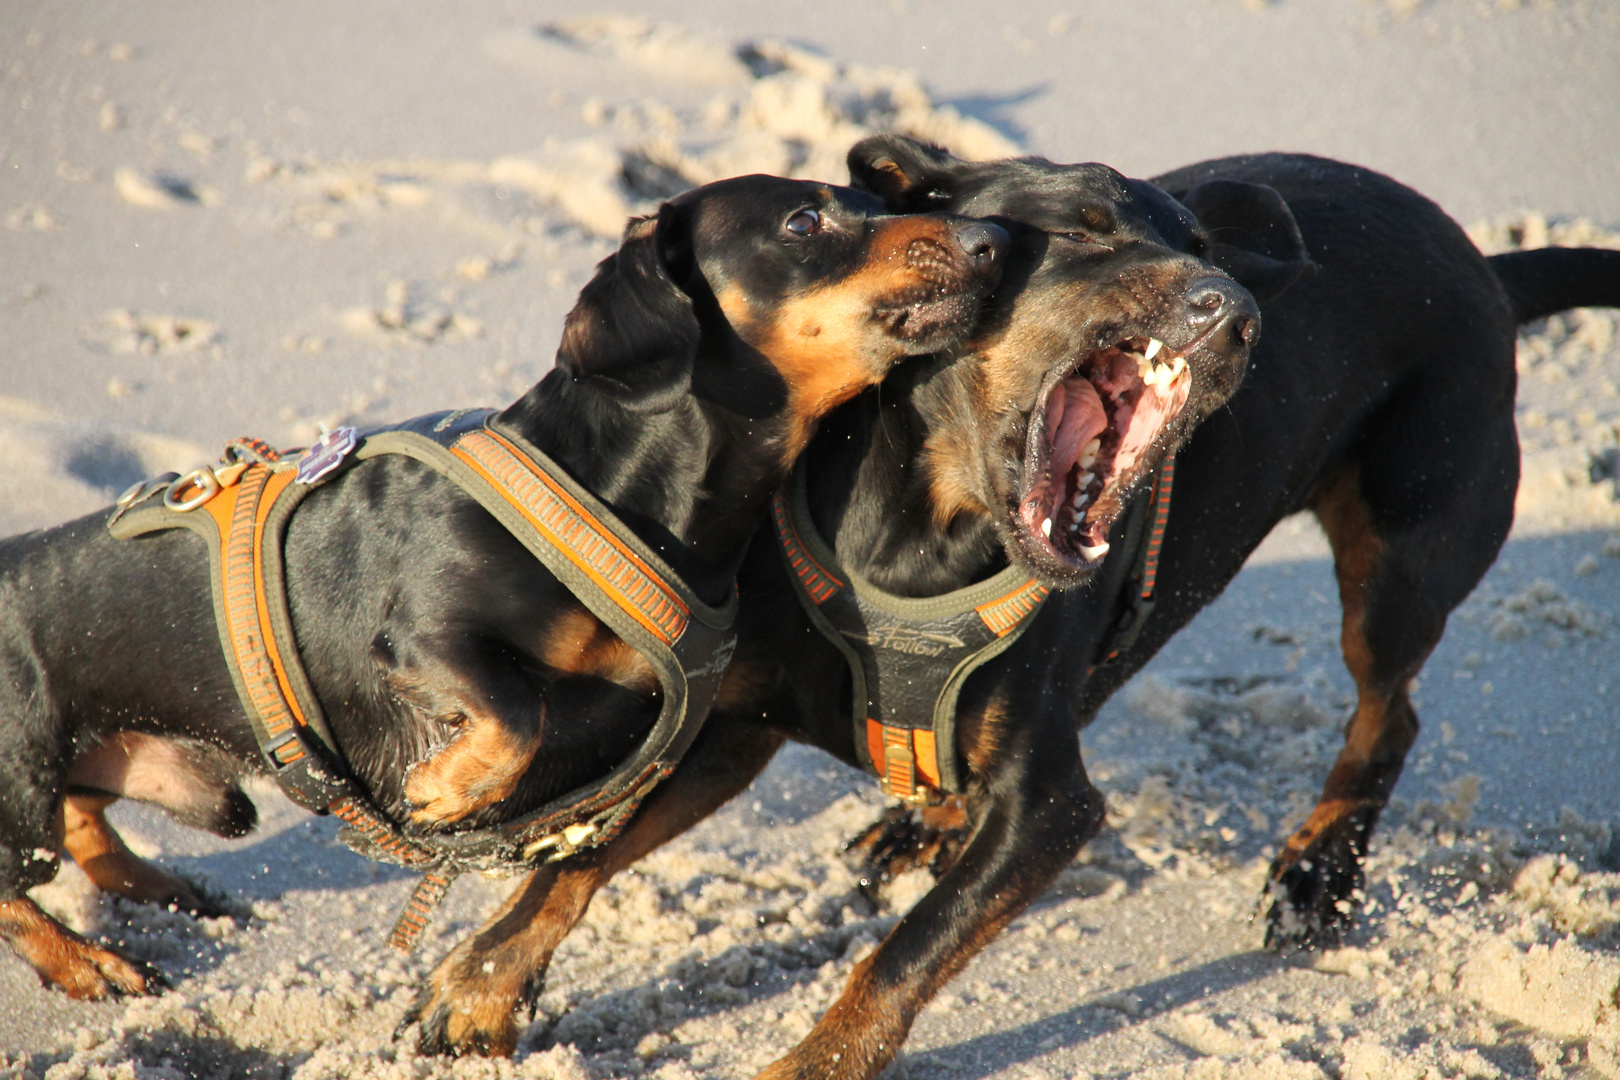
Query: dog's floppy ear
847 134 959 211
555 204 700 413
1179 180 1317 306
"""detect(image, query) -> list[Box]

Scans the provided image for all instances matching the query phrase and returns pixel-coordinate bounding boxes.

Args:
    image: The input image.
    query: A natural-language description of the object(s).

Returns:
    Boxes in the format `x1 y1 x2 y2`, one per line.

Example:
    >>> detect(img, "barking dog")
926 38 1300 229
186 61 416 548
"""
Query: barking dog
841 137 1620 955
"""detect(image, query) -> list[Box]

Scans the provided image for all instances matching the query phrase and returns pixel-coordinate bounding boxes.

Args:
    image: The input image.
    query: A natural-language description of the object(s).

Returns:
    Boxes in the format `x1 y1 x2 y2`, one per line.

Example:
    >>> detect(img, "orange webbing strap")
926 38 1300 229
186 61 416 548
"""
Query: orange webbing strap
389 871 456 952
207 465 304 760
448 428 690 645
207 464 441 866
866 721 943 798
110 453 449 951
1139 456 1174 598
1091 455 1175 669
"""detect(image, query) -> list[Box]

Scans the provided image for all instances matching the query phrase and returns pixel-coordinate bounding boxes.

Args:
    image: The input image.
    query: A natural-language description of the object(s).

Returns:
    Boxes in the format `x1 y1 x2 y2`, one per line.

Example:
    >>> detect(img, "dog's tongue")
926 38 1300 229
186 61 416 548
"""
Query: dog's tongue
1046 376 1106 480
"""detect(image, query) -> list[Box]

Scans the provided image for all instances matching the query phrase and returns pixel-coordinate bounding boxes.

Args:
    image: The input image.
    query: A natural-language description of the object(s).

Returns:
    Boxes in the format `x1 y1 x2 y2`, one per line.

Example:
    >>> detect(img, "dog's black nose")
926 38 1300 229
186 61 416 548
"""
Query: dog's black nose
956 220 1009 272
1186 276 1262 346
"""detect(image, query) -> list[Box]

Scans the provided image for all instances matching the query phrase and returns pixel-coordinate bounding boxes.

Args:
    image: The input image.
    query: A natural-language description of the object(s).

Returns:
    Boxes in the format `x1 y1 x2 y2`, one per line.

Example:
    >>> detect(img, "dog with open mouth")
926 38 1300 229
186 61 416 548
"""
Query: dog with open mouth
835 136 1620 966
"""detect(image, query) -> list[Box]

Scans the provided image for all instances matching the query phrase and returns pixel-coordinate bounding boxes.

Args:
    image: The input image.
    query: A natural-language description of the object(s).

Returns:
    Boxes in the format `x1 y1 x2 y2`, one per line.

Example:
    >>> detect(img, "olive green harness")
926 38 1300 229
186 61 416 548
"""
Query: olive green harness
772 457 1174 801
109 409 735 949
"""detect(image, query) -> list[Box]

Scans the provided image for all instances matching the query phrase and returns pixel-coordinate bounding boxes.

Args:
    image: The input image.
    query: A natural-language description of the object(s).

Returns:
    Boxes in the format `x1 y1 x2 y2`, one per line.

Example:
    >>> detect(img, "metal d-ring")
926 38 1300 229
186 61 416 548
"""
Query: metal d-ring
163 467 220 511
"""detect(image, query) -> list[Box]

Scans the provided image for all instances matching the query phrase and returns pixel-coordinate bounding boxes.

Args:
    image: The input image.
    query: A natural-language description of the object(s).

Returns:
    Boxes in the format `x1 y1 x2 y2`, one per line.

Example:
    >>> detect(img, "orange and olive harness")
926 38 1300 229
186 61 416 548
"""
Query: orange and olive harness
108 409 736 951
773 457 1174 802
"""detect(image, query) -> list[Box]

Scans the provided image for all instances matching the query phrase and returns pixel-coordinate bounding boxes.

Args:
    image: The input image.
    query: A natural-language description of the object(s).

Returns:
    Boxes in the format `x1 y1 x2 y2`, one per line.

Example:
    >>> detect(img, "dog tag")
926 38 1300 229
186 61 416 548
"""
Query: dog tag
296 426 359 484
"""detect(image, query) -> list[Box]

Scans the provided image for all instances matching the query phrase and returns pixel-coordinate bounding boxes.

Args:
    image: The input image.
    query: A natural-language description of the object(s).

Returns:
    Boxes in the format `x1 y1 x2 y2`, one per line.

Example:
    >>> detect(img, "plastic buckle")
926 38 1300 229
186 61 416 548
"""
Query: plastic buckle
263 728 307 769
881 730 923 803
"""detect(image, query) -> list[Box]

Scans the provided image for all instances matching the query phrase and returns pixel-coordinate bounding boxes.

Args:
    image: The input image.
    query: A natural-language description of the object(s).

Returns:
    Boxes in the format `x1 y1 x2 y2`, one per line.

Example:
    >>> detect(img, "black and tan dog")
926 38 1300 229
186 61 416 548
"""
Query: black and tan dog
0 175 1007 1017
835 137 1620 956
400 138 1620 1078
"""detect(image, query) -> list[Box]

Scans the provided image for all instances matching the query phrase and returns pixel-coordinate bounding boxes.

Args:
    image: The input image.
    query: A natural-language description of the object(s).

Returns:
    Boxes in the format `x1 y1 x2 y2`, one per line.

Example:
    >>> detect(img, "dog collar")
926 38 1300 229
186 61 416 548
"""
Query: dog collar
772 464 1049 802
110 409 736 949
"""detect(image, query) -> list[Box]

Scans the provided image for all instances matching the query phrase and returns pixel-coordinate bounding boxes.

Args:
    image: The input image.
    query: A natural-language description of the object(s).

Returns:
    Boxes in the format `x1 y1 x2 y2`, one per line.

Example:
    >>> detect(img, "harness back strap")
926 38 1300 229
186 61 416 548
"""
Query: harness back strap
773 465 1050 801
110 409 736 949
1089 455 1175 670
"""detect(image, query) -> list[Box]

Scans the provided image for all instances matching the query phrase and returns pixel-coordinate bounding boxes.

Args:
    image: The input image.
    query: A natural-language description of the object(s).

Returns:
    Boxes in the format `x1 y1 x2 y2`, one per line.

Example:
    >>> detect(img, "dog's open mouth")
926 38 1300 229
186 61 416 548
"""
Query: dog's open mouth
1018 335 1192 568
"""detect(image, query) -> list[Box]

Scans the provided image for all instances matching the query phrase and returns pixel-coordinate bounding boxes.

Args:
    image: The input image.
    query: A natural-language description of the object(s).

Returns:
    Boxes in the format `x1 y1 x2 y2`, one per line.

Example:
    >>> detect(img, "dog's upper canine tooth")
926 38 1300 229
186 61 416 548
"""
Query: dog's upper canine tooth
1144 337 1164 362
1041 517 1052 538
1079 540 1111 561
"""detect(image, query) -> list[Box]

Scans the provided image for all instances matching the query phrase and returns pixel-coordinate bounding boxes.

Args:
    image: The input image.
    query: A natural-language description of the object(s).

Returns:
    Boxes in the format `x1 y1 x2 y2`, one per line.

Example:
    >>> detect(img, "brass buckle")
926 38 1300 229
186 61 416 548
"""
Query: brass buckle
163 467 221 512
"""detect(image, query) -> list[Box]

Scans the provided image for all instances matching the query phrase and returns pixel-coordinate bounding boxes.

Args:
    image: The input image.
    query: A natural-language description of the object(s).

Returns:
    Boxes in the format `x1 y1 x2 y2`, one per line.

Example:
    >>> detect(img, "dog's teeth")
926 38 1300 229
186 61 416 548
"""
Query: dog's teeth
1077 471 1095 489
1080 438 1100 468
1073 491 1090 509
1144 337 1164 362
1079 540 1111 561
1170 356 1187 379
1041 517 1052 538
1069 521 1080 533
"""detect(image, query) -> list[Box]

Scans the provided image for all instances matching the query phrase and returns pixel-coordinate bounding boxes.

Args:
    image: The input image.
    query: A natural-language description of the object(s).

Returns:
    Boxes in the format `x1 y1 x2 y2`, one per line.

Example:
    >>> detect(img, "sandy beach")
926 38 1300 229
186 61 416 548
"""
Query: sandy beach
2 1 1619 1076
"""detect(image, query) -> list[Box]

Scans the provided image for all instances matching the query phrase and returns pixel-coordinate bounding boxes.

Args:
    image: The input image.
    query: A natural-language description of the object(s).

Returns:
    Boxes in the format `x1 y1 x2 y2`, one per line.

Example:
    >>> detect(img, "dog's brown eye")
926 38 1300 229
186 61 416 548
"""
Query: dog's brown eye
1077 206 1112 233
785 209 821 236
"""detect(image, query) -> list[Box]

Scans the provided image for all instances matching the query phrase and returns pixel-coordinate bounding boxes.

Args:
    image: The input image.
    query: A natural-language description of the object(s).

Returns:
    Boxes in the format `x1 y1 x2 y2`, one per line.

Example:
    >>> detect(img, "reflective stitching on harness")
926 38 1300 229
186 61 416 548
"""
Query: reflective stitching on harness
772 492 843 603
389 872 456 952
975 578 1050 637
220 466 303 742
1140 457 1174 596
451 429 689 645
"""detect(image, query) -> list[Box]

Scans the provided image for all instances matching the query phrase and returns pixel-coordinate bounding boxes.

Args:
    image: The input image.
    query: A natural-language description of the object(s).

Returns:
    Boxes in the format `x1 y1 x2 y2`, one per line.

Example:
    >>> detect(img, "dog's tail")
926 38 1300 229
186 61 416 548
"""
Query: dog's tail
1489 247 1620 324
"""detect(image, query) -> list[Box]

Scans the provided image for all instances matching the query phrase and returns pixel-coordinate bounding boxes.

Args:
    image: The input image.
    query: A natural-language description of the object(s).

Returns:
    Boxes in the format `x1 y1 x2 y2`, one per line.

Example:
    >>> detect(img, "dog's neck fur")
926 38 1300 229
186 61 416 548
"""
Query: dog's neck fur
805 357 1006 599
498 369 795 607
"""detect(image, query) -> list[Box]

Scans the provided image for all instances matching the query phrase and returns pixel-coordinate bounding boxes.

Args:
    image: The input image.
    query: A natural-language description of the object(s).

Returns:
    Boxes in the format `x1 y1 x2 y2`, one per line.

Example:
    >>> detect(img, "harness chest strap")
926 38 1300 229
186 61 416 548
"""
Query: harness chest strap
110 409 736 950
773 465 1050 802
774 456 1175 802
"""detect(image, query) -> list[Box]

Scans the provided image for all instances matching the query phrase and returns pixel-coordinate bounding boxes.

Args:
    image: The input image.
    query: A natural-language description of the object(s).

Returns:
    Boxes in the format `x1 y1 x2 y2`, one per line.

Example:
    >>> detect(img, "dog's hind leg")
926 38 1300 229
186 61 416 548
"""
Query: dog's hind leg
59 793 224 916
403 717 785 1058
1267 375 1518 947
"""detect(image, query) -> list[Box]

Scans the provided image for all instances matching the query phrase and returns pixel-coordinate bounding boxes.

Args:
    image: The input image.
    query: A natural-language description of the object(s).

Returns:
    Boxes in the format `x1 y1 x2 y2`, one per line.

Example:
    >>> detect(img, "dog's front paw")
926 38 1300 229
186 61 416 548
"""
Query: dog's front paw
2 898 169 1000
1262 819 1370 950
60 940 168 1000
844 796 970 897
397 940 543 1057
